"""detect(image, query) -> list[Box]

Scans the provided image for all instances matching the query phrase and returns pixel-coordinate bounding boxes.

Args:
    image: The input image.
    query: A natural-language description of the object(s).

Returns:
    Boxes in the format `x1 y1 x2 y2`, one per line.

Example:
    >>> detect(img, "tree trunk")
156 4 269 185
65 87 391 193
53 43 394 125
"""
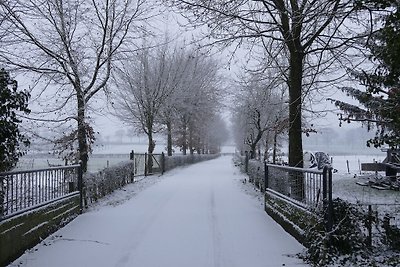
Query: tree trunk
77 95 88 172
288 51 304 168
182 120 187 155
167 120 172 156
273 130 278 164
288 49 305 201
250 142 257 159
263 132 269 162
147 125 155 174
189 127 194 155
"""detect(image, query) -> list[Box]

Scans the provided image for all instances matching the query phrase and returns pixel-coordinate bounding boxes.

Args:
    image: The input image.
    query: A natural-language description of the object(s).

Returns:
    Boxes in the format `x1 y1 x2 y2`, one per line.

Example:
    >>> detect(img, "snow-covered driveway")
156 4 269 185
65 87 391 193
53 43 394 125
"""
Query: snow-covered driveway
10 156 308 267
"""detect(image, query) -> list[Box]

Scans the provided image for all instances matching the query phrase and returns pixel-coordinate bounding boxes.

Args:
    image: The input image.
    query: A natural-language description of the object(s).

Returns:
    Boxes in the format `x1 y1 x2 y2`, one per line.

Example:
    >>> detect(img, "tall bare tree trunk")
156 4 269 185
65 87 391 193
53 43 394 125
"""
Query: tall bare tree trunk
288 52 304 168
77 94 88 172
147 126 155 174
189 126 194 155
273 130 278 164
288 50 305 201
182 120 187 155
167 120 172 156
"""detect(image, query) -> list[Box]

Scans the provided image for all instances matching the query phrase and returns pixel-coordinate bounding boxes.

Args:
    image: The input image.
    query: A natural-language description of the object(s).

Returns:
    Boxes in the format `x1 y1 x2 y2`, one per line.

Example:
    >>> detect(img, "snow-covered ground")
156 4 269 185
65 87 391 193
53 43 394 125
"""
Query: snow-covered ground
16 145 237 172
9 156 308 267
331 154 400 204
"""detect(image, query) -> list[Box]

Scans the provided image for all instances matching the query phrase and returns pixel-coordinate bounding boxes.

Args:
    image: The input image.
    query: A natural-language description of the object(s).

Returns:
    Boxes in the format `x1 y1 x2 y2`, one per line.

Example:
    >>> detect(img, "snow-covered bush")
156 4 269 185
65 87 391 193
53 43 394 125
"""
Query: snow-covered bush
84 161 134 203
164 154 219 171
247 159 264 190
304 198 369 266
234 153 265 190
383 215 400 251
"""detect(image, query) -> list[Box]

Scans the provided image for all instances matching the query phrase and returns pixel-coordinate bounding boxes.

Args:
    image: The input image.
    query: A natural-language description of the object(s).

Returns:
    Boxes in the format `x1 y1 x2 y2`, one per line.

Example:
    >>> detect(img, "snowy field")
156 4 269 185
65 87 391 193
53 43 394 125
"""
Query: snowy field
9 156 308 267
14 145 398 206
15 144 237 173
330 154 400 205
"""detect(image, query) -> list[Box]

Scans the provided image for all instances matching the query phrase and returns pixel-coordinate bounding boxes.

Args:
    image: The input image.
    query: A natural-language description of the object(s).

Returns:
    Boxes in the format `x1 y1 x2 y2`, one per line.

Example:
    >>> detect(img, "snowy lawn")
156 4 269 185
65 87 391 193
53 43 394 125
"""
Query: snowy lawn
9 156 308 267
331 155 400 204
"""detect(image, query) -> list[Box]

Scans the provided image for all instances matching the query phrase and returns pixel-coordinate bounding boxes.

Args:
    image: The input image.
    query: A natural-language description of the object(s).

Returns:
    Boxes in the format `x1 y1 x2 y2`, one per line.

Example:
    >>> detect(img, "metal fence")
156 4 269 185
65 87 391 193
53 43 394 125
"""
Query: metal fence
265 164 333 211
235 152 333 230
129 151 164 177
0 164 82 220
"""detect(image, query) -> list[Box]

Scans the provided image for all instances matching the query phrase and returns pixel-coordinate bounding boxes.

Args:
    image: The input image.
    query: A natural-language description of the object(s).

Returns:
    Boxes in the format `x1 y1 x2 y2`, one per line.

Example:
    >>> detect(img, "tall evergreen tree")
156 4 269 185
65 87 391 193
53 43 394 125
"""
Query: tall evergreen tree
331 1 400 148
0 69 30 172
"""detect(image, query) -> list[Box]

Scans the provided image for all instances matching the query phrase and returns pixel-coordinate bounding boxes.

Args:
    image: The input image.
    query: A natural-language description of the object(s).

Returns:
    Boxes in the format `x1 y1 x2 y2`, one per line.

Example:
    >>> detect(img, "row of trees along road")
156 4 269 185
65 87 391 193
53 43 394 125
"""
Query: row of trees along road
0 0 154 172
164 0 375 169
112 43 228 157
163 0 387 200
231 72 288 162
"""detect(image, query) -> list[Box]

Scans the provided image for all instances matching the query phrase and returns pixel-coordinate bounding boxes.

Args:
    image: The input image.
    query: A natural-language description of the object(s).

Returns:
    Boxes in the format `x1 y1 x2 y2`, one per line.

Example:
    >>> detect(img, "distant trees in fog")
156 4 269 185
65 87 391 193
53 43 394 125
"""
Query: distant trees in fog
231 72 288 162
112 43 227 155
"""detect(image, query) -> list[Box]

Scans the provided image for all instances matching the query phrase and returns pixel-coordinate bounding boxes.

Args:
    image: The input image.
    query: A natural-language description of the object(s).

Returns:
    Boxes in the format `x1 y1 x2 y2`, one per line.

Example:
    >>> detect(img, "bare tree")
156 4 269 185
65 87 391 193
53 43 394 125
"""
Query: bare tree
112 44 178 158
171 51 223 155
232 73 288 160
0 0 153 171
164 0 370 169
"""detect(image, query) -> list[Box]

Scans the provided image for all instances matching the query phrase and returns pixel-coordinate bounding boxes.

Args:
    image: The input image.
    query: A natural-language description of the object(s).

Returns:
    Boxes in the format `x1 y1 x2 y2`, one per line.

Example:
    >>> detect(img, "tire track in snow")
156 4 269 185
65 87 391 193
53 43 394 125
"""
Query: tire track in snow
114 187 175 267
209 189 222 267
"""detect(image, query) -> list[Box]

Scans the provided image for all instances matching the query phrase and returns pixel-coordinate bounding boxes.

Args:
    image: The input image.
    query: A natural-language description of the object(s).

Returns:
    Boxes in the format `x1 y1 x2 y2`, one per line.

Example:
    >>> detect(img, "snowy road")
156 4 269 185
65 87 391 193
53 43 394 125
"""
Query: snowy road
10 156 308 267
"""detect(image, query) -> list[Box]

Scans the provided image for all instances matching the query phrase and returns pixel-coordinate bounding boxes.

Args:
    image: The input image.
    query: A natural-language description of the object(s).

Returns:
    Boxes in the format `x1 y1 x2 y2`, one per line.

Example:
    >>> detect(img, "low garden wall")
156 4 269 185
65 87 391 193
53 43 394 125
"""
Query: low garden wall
264 189 316 245
0 193 80 266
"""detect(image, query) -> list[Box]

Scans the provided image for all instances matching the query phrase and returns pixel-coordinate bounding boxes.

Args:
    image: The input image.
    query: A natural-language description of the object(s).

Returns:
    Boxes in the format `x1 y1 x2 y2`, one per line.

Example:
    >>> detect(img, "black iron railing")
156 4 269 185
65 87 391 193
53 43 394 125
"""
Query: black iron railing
265 164 332 210
0 164 82 220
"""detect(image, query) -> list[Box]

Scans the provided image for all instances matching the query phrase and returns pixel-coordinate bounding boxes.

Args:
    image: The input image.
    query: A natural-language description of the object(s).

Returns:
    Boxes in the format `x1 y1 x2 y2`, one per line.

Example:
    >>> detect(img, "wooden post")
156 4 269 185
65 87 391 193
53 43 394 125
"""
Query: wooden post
144 153 148 176
323 166 333 241
367 205 372 247
264 162 269 192
0 175 4 218
245 151 249 173
161 152 165 175
263 162 268 211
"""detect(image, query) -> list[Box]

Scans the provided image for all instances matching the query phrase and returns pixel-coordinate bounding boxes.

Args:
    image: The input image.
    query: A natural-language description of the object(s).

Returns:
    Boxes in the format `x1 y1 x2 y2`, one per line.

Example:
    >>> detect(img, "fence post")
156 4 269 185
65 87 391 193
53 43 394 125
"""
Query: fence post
0 175 4 218
367 205 372 247
263 162 268 211
327 167 333 232
245 151 249 173
130 150 135 183
264 162 269 193
144 153 148 176
161 152 165 175
323 166 333 233
78 162 83 214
